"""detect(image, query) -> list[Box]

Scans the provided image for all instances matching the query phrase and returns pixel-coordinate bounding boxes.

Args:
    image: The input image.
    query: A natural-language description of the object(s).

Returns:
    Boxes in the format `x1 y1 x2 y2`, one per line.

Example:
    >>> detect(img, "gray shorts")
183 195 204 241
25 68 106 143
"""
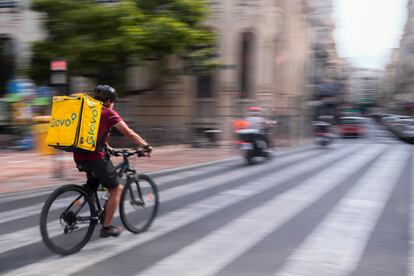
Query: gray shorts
76 158 121 189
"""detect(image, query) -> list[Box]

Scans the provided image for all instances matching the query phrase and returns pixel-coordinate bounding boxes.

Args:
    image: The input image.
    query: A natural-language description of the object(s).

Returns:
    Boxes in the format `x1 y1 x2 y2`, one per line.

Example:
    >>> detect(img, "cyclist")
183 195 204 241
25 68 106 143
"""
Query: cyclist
74 85 152 238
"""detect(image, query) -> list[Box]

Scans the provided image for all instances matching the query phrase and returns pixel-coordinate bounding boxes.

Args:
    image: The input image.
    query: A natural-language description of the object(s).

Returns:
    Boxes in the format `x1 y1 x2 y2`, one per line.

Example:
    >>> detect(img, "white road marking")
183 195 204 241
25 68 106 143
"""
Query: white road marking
275 146 409 276
2 144 366 276
0 148 321 254
137 145 386 276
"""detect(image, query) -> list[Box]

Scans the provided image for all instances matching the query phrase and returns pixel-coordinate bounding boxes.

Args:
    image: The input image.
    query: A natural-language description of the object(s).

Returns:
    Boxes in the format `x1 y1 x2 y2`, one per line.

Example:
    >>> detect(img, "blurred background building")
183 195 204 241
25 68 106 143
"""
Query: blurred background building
395 0 414 115
347 68 384 115
379 49 399 113
0 0 344 149
306 0 347 121
0 0 44 93
119 0 316 146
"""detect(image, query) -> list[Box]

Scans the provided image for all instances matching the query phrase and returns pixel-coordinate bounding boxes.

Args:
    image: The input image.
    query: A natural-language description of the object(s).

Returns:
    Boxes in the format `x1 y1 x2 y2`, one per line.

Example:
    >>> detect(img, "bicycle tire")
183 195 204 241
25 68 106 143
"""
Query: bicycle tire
40 184 96 255
120 174 159 234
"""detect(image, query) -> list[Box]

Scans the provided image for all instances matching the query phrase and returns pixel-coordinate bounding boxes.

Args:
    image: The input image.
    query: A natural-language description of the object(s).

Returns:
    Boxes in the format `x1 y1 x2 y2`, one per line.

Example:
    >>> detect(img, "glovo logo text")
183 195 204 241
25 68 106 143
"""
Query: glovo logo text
50 113 77 128
86 102 99 145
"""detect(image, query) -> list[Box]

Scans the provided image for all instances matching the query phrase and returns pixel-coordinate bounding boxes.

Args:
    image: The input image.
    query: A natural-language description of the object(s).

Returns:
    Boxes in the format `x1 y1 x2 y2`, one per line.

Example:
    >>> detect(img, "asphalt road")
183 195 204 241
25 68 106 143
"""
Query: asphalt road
0 121 412 276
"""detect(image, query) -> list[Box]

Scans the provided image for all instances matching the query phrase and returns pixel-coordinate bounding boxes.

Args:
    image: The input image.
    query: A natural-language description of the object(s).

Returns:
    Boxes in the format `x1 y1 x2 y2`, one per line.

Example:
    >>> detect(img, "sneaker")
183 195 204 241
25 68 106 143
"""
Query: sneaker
100 225 122 238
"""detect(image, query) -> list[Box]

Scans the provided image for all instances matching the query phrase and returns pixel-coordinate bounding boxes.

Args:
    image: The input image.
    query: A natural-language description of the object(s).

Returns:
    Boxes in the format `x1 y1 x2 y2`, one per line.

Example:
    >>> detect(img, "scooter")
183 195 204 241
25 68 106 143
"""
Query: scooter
313 122 333 147
315 131 332 146
236 129 270 165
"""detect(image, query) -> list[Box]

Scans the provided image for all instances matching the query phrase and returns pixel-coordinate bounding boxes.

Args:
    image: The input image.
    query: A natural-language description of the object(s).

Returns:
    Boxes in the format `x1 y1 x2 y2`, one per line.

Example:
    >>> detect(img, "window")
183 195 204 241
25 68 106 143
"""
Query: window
196 75 213 98
239 32 254 98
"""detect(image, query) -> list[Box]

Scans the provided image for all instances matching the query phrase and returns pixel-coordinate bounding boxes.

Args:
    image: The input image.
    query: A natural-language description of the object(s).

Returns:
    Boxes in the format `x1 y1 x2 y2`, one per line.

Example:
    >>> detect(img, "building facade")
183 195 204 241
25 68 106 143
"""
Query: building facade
380 49 399 112
395 0 414 114
347 67 384 114
305 0 346 121
123 0 313 145
0 0 45 96
1 0 337 146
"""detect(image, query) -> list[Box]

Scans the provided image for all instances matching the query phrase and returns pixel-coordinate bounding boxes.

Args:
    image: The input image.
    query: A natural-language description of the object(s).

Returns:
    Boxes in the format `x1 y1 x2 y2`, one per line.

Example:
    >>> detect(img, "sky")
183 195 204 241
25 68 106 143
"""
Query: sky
333 0 408 69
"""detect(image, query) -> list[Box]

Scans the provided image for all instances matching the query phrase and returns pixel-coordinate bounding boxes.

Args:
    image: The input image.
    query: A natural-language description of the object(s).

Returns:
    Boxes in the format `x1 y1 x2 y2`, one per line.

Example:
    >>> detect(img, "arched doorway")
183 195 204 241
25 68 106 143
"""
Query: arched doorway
0 36 16 96
239 31 254 99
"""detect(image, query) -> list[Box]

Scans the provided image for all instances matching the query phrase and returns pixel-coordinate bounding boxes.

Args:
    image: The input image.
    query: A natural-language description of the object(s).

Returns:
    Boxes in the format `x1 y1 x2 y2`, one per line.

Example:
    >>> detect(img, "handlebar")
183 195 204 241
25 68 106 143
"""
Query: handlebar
108 148 150 158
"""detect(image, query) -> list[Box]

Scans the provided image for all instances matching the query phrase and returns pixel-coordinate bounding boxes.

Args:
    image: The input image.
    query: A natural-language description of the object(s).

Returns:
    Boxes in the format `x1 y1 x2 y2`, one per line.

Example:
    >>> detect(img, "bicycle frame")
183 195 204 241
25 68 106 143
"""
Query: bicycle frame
40 148 156 255
114 151 145 206
65 151 145 225
63 189 103 224
114 151 136 177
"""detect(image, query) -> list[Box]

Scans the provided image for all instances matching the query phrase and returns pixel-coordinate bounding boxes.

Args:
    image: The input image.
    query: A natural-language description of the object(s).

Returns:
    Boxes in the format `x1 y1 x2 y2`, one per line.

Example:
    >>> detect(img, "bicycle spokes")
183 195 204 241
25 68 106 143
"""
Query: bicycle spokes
41 187 95 254
120 175 159 234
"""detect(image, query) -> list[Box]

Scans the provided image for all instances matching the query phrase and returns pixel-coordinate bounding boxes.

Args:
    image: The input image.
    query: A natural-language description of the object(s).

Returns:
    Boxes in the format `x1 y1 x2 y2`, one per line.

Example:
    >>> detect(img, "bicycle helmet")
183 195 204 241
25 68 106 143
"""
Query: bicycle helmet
94 85 118 102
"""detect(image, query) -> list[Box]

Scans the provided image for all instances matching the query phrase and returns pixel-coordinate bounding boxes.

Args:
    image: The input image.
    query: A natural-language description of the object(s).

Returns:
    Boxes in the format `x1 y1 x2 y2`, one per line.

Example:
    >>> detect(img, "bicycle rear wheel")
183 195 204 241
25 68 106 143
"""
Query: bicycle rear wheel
40 184 97 255
120 174 159 233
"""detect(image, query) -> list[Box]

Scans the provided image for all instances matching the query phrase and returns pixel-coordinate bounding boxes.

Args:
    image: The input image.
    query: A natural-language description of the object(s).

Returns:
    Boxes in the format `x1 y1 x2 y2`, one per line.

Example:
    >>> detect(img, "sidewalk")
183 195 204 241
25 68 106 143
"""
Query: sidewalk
0 145 239 194
0 136 302 194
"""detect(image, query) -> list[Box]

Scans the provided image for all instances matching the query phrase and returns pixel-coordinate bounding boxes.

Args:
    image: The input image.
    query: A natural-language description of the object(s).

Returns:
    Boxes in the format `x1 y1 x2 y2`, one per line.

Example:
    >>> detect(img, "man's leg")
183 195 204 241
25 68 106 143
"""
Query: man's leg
91 158 124 237
85 173 100 193
103 185 123 227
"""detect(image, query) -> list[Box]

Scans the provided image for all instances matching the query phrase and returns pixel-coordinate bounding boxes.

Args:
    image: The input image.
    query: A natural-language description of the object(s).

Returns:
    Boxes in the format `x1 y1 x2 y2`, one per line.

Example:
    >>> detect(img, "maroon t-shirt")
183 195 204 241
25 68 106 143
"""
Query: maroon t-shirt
74 107 122 161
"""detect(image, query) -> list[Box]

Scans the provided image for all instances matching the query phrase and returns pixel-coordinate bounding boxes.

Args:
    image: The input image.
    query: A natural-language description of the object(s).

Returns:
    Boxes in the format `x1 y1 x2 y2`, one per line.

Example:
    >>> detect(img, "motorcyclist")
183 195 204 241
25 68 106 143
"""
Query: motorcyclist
313 115 334 140
245 106 271 149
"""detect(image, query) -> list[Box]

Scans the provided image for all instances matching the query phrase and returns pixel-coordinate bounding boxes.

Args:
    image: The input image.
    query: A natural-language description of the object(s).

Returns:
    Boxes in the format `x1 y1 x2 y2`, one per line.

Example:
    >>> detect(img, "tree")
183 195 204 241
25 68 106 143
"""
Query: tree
29 0 219 94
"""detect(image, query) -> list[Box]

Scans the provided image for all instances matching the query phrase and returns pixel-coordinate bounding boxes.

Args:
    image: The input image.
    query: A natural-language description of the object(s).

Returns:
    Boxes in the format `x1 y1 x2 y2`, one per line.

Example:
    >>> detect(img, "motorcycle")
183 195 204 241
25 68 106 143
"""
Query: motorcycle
236 128 271 165
313 122 333 147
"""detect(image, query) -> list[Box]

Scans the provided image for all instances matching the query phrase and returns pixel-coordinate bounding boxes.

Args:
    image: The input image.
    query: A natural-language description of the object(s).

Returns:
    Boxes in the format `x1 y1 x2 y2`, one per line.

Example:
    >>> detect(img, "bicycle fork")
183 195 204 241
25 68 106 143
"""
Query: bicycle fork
127 175 145 207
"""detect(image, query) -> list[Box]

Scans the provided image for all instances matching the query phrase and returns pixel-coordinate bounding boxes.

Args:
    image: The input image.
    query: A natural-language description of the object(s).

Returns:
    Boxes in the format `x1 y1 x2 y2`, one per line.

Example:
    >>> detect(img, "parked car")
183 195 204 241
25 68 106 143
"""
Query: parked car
338 116 366 138
381 115 398 125
395 118 414 141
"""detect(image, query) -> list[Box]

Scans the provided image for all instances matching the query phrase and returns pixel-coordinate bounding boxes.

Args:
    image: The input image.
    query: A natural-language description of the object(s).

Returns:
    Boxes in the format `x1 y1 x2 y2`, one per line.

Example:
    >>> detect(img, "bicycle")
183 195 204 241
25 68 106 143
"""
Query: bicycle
39 148 159 255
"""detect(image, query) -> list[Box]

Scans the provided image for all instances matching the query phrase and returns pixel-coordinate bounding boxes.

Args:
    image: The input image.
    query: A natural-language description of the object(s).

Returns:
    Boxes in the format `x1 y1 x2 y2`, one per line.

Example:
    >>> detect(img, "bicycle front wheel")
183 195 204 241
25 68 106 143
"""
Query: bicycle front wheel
120 174 159 233
40 184 97 255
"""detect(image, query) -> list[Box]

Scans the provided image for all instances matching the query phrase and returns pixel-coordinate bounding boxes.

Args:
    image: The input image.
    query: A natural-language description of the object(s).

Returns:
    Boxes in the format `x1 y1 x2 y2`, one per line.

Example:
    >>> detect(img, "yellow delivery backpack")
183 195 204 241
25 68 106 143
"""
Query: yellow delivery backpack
46 93 103 152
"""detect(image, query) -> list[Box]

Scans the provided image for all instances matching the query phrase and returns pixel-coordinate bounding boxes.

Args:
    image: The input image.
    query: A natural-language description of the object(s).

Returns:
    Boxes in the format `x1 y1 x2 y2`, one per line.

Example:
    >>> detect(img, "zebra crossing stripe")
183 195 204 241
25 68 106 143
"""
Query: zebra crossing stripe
136 145 386 276
0 200 71 225
0 148 317 232
1 144 368 275
0 146 326 254
0 189 53 204
0 143 311 204
409 147 414 276
149 143 313 180
0 143 353 256
0 148 320 254
0 163 229 224
275 146 410 276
